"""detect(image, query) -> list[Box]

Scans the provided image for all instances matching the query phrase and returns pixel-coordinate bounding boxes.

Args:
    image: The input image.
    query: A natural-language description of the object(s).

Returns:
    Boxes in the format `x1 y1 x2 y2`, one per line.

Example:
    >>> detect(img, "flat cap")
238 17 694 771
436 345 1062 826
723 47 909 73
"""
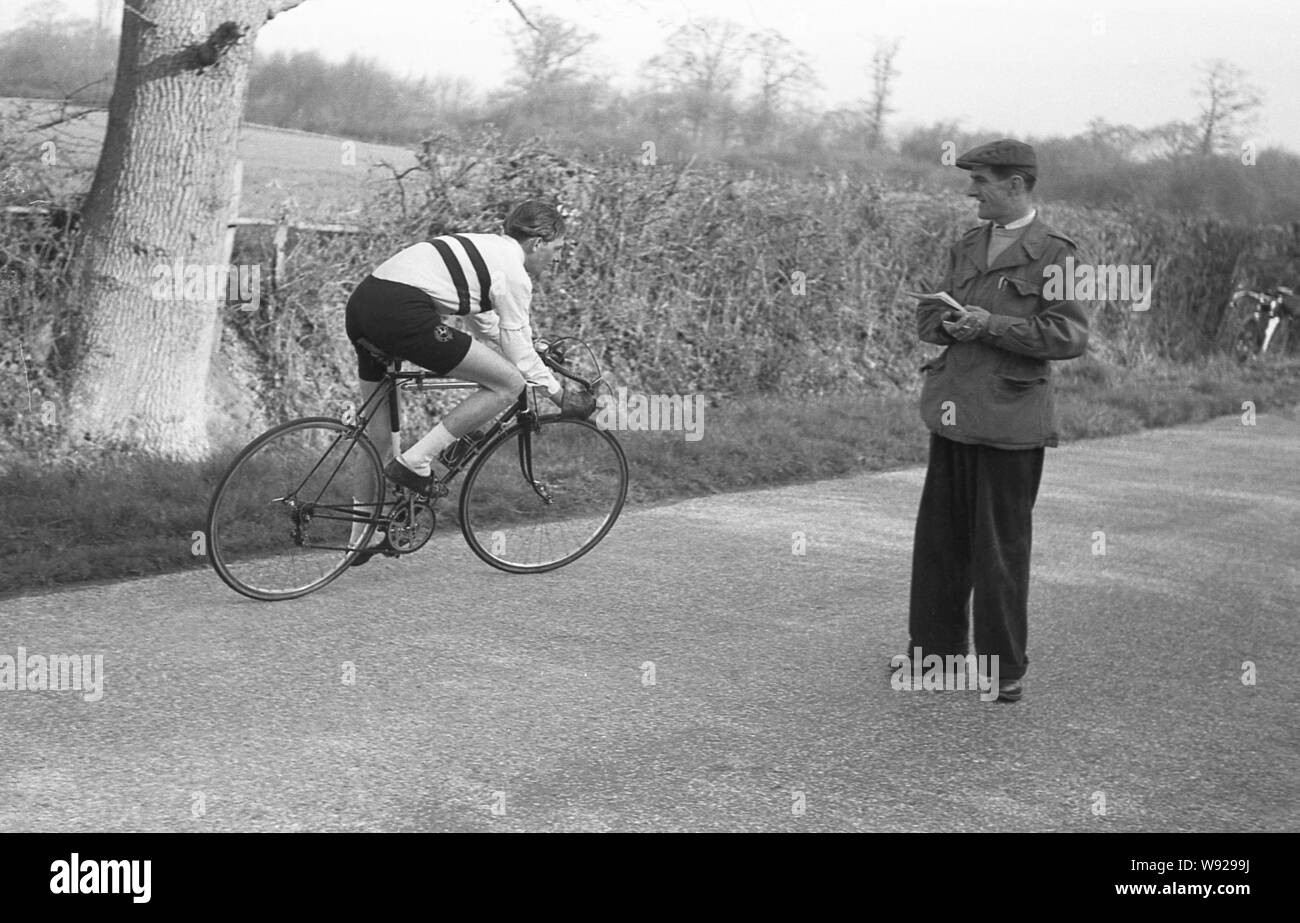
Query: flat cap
955 139 1037 176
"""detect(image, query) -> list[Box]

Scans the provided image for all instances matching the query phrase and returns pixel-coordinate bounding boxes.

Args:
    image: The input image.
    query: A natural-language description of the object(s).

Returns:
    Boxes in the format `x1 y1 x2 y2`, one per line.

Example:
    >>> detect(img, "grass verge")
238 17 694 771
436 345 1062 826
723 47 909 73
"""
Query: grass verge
3 354 1297 597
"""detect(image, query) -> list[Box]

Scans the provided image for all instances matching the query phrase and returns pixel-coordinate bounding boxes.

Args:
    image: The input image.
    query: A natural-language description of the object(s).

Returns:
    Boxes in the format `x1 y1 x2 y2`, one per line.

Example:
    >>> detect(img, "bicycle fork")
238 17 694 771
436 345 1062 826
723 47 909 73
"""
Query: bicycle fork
515 406 553 504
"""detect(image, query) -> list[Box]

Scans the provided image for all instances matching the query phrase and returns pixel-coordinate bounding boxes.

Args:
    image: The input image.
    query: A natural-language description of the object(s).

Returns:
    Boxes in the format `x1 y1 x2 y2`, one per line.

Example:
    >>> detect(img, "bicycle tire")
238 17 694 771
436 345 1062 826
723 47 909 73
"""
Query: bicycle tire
207 417 385 600
459 417 628 573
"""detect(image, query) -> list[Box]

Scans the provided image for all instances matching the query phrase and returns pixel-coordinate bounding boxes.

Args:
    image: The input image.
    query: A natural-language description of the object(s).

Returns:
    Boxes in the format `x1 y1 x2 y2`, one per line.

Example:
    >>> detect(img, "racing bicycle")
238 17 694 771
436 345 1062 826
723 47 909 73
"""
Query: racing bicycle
205 337 627 600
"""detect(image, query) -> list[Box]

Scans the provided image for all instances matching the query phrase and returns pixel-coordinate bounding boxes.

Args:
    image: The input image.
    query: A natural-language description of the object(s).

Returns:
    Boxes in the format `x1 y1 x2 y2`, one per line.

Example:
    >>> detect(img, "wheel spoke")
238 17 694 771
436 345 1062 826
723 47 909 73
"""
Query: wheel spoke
460 419 627 572
207 419 383 600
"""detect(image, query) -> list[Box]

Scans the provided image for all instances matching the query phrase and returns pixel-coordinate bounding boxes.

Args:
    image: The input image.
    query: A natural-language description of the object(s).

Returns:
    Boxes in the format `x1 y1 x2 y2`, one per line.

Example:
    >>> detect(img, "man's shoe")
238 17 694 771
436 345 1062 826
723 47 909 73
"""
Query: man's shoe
384 457 436 494
996 679 1024 703
348 533 394 567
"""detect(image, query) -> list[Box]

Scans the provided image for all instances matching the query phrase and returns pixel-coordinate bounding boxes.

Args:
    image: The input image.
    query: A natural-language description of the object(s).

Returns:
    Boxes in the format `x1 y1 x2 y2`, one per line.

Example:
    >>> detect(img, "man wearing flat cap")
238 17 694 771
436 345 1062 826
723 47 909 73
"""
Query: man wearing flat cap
901 139 1089 702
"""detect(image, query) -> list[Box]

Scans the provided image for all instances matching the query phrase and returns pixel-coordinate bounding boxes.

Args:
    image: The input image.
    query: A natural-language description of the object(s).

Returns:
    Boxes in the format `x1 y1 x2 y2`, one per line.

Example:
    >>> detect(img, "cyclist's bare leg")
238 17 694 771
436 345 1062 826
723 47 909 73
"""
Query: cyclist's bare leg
360 378 398 463
441 339 526 433
400 339 524 472
350 378 394 549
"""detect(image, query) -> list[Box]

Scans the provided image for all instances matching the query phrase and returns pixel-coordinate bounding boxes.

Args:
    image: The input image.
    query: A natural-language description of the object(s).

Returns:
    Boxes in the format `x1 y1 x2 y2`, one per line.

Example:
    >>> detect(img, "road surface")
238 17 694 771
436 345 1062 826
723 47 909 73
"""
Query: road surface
2 412 1297 831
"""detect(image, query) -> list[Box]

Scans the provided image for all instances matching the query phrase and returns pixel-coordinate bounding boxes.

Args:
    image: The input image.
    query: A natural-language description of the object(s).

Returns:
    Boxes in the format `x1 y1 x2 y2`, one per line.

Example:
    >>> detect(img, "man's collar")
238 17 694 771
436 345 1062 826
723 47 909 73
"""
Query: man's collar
958 212 1051 270
994 208 1036 230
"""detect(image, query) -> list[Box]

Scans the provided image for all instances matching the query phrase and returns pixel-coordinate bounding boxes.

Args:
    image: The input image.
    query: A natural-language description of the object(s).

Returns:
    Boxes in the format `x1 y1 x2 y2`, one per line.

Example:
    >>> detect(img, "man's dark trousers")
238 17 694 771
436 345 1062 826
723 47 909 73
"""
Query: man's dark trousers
908 433 1045 681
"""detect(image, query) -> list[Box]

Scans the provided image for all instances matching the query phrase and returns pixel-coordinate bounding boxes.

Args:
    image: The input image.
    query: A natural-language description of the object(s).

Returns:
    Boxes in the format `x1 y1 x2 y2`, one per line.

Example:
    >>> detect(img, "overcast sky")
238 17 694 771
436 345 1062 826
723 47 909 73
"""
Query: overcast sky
11 0 1300 152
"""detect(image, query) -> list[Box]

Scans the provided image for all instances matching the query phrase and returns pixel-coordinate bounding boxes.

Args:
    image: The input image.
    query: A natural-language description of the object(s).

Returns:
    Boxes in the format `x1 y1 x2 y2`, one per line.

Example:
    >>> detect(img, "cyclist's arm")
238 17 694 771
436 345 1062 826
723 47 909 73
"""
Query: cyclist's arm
464 310 501 345
493 275 562 399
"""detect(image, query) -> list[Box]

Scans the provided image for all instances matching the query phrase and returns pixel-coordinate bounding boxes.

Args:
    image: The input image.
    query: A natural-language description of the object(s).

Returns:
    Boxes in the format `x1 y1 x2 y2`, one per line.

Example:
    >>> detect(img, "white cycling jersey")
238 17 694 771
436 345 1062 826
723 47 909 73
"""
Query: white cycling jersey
371 233 561 395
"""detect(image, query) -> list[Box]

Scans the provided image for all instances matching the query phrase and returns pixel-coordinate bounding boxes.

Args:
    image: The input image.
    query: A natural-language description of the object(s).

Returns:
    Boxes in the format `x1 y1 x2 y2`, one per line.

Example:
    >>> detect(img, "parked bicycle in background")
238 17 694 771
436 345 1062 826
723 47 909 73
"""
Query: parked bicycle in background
1231 286 1296 361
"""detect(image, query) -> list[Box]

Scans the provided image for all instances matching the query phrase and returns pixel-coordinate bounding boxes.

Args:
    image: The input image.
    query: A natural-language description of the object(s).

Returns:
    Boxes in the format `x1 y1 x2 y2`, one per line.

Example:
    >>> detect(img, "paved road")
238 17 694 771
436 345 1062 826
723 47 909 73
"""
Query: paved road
2 413 1297 831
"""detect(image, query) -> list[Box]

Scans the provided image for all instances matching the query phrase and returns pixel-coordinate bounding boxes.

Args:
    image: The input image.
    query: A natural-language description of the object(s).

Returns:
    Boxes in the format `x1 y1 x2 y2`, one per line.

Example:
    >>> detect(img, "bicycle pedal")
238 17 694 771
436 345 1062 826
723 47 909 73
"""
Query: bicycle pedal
393 482 447 501
348 544 398 568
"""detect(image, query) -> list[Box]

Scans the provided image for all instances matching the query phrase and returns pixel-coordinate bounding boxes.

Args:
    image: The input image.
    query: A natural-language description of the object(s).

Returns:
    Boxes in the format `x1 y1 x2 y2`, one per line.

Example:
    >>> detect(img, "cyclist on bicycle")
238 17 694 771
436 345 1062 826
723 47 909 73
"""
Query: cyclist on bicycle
344 199 593 552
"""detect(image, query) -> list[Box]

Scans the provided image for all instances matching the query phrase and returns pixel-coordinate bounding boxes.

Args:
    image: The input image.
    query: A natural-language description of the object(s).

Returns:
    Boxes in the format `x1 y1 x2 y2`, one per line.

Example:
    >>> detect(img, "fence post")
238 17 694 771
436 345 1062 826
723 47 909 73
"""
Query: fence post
213 159 243 366
222 159 243 268
272 215 290 291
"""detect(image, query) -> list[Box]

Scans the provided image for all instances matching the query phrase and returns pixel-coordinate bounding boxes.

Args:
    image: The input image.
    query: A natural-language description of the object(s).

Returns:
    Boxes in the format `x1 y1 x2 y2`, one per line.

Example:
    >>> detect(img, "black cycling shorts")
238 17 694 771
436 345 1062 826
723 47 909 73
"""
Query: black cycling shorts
344 275 473 381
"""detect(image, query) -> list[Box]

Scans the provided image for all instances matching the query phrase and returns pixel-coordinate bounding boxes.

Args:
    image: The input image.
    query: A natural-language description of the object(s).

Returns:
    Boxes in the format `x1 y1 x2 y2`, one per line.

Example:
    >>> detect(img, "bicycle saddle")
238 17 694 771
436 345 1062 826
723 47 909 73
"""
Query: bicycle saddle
355 337 400 368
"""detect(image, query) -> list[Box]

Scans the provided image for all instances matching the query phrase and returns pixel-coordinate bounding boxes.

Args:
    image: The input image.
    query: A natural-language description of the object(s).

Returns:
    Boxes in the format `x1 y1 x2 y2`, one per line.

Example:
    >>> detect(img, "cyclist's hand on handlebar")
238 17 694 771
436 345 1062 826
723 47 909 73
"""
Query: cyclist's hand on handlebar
534 382 571 415
558 382 597 419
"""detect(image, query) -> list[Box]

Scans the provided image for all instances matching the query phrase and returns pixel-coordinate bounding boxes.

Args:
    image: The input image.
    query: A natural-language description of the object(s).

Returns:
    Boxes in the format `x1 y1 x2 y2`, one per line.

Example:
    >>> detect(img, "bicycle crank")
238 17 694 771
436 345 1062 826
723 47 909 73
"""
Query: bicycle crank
384 498 436 552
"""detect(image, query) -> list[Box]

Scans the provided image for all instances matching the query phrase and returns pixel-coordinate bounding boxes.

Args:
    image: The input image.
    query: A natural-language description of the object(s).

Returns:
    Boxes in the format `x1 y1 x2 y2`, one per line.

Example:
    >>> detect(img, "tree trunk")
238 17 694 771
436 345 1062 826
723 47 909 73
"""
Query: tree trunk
66 0 303 460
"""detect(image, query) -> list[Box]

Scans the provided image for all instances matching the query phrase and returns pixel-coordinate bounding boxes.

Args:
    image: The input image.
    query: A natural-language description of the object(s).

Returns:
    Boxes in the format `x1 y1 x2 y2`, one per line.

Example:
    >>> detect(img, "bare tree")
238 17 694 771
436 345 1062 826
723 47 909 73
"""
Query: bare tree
643 18 748 148
745 29 818 145
1083 116 1203 162
0 7 118 104
1141 119 1200 160
1084 117 1144 157
1194 59 1262 157
66 0 306 460
865 37 901 151
506 7 598 95
421 73 479 122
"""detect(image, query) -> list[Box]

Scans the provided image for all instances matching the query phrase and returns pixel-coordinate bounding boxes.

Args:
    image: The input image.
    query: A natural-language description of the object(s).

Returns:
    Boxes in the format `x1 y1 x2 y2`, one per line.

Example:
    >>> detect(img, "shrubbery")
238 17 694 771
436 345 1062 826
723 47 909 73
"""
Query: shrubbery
4 128 1298 461
228 131 1299 419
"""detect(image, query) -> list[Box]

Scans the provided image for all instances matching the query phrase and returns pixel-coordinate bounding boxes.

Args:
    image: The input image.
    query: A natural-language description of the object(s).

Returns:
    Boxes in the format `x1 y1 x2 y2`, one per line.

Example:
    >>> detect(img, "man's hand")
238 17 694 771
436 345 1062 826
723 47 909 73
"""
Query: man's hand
558 382 597 419
942 304 991 341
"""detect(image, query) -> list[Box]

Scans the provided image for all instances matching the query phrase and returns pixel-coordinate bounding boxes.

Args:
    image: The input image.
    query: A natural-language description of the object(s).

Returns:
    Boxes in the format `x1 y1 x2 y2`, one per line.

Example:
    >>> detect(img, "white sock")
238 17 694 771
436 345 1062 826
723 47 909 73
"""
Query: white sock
403 423 456 471
349 498 384 548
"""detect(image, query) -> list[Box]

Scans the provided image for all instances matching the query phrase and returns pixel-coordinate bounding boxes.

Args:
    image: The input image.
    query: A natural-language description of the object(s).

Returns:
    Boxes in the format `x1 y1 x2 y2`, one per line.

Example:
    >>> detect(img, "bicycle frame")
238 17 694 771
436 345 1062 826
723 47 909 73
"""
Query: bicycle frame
344 337 606 498
263 335 610 545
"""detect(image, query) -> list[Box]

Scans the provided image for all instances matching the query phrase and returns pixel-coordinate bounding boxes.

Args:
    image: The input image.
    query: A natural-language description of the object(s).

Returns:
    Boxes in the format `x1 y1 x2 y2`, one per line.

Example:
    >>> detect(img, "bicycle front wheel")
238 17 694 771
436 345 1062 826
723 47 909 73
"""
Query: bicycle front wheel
459 417 628 573
207 418 385 600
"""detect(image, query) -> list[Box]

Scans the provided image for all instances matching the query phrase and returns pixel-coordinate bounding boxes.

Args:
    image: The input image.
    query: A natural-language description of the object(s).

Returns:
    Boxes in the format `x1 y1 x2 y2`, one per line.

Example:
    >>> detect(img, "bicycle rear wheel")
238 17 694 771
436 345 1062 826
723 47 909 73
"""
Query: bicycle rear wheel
207 417 384 600
1233 318 1262 362
459 417 628 573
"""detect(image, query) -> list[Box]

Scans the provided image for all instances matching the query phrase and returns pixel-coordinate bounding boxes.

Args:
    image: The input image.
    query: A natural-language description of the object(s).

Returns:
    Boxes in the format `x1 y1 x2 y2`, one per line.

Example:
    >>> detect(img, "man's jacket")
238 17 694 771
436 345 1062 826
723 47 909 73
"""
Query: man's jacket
918 215 1089 449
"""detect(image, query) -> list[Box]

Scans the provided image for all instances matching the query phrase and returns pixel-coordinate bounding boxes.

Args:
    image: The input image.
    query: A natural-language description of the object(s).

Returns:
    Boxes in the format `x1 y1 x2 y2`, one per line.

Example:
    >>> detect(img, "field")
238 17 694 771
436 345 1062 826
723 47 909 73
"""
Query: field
2 96 417 221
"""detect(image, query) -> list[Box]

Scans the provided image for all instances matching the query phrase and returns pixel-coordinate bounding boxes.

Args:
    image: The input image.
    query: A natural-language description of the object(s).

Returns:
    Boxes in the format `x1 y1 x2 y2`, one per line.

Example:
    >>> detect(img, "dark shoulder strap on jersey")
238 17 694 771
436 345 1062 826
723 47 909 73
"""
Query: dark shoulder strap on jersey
451 234 493 312
429 237 471 315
